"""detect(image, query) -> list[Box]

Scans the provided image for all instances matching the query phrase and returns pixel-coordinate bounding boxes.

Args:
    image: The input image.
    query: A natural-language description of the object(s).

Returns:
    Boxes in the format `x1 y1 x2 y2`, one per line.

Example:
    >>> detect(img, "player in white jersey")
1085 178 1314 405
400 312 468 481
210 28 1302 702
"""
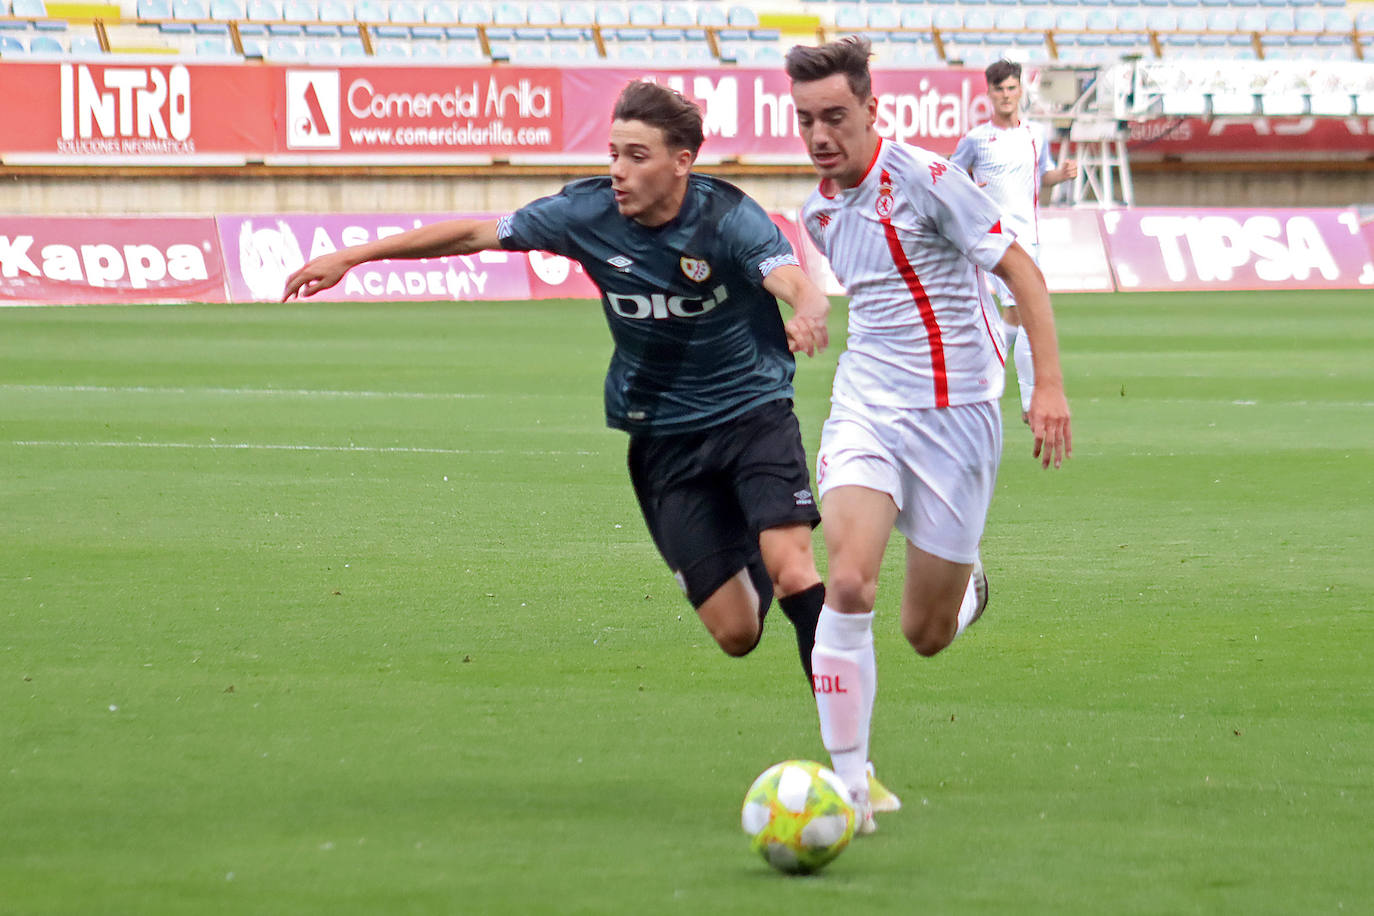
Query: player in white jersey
785 36 1072 833
951 59 1078 422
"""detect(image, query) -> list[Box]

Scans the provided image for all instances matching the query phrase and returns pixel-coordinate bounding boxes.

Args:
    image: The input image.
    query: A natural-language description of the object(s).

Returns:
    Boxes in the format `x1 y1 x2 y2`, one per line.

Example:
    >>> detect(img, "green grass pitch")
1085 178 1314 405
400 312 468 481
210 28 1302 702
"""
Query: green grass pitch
1 290 1370 914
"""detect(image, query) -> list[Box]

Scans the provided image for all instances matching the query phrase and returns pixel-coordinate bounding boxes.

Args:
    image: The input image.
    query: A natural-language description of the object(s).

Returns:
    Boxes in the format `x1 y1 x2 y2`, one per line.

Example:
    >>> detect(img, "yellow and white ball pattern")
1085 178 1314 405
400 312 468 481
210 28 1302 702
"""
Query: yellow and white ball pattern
740 759 855 874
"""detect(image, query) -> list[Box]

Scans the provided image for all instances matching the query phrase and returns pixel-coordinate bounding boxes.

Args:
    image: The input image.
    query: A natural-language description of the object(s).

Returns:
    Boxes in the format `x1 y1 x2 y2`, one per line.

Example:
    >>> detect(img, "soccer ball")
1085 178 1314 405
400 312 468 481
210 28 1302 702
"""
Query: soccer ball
740 759 855 875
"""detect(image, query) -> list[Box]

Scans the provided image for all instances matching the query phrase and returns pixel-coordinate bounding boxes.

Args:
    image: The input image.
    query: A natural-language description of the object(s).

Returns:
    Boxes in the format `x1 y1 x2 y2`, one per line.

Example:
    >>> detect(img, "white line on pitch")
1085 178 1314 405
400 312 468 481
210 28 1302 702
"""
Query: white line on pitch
9 440 600 457
0 384 493 400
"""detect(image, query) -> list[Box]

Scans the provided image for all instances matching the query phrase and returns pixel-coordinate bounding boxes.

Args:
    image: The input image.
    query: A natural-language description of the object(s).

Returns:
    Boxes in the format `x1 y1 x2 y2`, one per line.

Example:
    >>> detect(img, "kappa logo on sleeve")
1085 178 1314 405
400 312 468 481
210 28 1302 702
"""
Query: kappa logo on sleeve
285 71 341 150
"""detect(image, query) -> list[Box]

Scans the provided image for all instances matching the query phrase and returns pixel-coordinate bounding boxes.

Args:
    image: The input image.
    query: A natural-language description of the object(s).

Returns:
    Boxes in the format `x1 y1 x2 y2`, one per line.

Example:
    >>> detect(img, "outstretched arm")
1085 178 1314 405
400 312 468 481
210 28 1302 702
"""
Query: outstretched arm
991 242 1072 469
762 263 830 357
282 219 504 301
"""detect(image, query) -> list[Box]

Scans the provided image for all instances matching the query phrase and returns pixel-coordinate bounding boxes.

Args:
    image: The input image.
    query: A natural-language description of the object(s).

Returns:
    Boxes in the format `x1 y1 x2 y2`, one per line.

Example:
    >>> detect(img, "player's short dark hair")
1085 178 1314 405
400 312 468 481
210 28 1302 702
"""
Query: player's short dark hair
612 80 705 156
784 35 873 102
985 59 1022 88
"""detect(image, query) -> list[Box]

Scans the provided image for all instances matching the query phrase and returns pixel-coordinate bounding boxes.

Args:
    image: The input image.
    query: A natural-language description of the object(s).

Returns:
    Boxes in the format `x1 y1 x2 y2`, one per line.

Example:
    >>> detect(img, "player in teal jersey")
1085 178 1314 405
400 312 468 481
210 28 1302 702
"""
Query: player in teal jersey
283 81 833 687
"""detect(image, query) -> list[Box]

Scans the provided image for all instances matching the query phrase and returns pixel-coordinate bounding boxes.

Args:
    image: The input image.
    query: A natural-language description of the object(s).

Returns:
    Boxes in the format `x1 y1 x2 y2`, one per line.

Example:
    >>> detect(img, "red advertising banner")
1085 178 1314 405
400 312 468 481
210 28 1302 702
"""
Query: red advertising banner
1099 207 1374 291
0 216 228 303
216 212 598 302
560 67 991 163
1127 117 1374 159
0 61 274 163
272 66 564 161
3 62 1372 164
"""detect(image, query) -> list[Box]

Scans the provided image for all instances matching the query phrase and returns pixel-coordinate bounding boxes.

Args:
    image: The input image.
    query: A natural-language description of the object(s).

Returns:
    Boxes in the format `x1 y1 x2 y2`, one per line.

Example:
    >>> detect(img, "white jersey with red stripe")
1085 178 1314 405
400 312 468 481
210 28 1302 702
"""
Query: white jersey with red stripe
949 119 1053 250
802 138 1014 410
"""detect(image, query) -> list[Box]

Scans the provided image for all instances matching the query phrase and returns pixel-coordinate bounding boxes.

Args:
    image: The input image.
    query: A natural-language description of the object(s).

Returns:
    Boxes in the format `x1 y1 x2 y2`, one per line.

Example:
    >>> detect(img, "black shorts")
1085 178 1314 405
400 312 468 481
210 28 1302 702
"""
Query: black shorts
627 398 821 608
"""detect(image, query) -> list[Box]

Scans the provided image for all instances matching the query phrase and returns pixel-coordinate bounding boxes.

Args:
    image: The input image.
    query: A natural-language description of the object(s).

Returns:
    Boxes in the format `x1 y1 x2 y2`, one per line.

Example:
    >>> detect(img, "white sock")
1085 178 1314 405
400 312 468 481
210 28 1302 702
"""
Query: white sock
1001 318 1019 352
955 567 981 637
1014 324 1034 413
811 607 876 796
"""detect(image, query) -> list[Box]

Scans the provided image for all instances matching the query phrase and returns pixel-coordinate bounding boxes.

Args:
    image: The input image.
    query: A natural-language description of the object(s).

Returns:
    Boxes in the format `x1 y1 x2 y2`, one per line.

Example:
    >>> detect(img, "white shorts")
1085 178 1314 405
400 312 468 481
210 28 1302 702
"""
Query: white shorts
816 398 1002 564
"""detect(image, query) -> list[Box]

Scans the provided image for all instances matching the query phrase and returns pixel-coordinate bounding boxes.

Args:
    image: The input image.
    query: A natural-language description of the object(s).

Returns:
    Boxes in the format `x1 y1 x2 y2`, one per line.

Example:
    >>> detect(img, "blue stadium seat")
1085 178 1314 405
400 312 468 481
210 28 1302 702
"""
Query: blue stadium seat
932 6 961 31
559 1 591 26
901 6 932 30
443 39 482 60
1025 7 1054 30
527 1 557 23
726 5 758 27
138 0 173 19
264 35 305 57
422 1 454 25
29 32 63 51
13 0 62 29
594 2 625 26
373 0 417 37
492 0 523 25
316 0 350 33
834 4 865 32
70 33 104 53
956 7 994 44
194 33 235 54
171 0 213 30
697 4 726 28
661 3 691 27
457 2 489 25
0 33 24 51
627 2 658 26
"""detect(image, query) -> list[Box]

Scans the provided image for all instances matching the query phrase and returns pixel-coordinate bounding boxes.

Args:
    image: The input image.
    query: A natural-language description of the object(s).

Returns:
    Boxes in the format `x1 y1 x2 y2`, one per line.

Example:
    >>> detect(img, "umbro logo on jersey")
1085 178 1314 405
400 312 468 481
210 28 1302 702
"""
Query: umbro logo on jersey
793 489 814 507
608 255 633 271
680 257 711 282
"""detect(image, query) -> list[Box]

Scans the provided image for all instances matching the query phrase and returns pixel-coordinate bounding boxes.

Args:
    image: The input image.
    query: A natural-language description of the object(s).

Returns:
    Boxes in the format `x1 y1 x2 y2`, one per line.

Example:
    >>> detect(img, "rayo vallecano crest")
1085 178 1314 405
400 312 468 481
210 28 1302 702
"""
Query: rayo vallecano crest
680 256 711 282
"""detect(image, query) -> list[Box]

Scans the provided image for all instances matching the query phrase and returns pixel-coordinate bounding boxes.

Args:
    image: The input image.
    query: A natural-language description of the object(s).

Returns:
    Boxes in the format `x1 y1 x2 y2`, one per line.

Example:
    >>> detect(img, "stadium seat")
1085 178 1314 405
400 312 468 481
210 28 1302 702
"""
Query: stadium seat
726 5 758 27
456 2 488 25
315 0 350 32
194 33 235 54
901 6 932 30
661 3 691 27
594 2 625 26
171 0 212 30
833 4 865 32
263 35 305 57
1025 7 1054 31
698 7 727 30
956 7 993 44
491 0 523 25
0 33 23 52
70 32 103 52
12 0 62 30
932 6 961 30
28 31 62 51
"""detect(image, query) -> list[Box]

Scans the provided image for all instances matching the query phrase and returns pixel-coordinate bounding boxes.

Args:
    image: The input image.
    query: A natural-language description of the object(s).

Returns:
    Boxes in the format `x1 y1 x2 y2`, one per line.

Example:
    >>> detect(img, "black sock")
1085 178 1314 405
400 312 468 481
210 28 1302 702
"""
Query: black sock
779 583 825 688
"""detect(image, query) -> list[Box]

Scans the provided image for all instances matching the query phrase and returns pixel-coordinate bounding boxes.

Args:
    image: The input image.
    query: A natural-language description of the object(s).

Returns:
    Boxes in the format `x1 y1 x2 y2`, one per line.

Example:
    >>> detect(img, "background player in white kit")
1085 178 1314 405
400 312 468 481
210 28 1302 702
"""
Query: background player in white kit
951 59 1078 423
785 37 1072 832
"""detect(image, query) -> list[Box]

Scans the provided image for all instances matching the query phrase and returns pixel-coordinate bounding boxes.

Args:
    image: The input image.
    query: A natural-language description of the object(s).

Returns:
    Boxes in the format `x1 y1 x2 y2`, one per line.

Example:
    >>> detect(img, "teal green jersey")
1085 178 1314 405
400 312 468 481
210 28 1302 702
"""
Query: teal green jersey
497 174 800 436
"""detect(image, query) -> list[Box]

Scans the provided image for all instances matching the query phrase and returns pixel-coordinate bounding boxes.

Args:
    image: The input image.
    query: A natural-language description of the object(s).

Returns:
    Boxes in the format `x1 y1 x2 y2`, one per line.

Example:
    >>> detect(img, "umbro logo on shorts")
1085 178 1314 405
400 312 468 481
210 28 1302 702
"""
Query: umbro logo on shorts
794 489 814 506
